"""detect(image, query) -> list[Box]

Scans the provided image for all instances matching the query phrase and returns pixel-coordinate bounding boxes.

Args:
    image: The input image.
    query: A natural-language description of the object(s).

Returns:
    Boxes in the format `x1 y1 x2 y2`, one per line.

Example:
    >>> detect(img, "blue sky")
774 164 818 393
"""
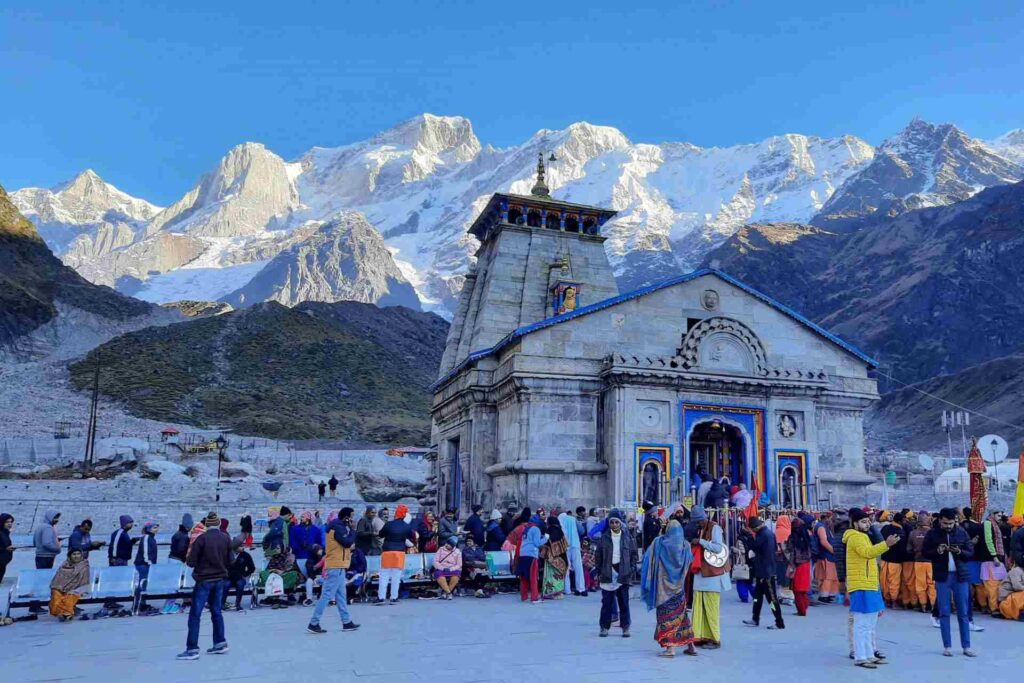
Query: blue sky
2 1 1022 204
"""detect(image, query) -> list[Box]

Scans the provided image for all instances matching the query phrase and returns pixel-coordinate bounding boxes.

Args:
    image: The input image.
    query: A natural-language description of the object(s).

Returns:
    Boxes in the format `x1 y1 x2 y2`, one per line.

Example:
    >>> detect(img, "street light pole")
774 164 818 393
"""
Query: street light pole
215 434 227 504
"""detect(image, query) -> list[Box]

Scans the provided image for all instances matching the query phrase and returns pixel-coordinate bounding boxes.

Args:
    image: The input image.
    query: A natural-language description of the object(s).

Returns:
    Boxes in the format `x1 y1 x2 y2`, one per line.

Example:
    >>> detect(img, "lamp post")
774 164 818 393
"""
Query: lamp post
991 437 1000 493
215 434 227 504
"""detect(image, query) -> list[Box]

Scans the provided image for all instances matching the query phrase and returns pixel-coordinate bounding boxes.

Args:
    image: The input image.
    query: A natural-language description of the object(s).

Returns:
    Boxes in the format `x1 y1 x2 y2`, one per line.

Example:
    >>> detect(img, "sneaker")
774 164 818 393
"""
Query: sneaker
969 622 985 632
176 650 200 661
742 619 759 627
873 651 886 660
342 622 361 632
303 599 314 607
931 616 941 628
942 649 953 657
531 599 541 604
389 599 399 605
207 643 229 655
599 628 609 637
307 624 327 635
962 649 978 657
622 628 631 638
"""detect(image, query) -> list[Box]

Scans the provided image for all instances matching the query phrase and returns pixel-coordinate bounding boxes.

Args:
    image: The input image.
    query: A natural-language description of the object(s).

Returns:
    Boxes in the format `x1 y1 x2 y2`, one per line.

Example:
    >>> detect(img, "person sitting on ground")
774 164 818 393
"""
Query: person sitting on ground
303 544 325 606
433 536 463 600
484 509 506 551
461 536 489 596
49 547 90 622
997 559 1024 621
226 537 255 611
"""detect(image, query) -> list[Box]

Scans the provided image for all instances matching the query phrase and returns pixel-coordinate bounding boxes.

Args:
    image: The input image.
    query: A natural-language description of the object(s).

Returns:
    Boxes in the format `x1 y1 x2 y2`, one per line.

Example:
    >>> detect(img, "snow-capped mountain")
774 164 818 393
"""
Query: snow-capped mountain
11 169 162 261
16 115 1022 316
813 119 1023 227
222 211 420 310
987 129 1024 165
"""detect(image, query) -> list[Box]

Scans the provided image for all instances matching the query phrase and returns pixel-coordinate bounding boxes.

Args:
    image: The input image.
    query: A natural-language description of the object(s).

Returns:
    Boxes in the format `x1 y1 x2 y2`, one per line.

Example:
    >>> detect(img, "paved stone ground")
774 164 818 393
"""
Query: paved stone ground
4 585 1020 683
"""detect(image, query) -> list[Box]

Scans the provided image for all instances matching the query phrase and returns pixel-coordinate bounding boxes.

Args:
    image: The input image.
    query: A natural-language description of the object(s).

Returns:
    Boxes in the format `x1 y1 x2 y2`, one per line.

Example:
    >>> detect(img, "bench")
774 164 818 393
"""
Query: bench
5 568 56 617
90 565 141 612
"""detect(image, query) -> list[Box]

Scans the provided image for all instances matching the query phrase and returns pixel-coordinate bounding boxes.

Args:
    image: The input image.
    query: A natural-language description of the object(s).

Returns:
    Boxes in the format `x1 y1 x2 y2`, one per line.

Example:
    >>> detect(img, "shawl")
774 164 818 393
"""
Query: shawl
268 548 296 573
51 557 90 594
775 515 792 544
640 520 692 611
541 536 569 577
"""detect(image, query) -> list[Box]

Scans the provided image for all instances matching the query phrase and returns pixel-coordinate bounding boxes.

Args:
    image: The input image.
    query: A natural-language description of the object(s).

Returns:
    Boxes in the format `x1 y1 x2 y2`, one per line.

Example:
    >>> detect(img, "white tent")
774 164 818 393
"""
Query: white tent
933 460 1020 493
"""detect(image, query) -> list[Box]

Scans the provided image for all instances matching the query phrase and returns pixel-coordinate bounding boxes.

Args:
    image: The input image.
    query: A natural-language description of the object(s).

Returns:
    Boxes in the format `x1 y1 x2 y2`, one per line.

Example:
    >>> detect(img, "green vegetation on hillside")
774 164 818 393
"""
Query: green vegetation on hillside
69 301 449 444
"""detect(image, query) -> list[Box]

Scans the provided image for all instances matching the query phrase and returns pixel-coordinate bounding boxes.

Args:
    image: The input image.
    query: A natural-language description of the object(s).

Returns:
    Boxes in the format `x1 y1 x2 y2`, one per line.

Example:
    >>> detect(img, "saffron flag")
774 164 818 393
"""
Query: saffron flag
743 485 759 519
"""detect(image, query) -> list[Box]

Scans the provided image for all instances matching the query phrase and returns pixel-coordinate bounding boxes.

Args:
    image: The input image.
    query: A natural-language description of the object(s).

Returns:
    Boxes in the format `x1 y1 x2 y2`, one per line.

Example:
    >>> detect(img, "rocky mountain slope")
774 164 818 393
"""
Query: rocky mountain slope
866 353 1024 451
221 211 419 309
11 170 162 260
813 119 1022 229
705 180 1024 386
0 182 168 357
68 301 448 443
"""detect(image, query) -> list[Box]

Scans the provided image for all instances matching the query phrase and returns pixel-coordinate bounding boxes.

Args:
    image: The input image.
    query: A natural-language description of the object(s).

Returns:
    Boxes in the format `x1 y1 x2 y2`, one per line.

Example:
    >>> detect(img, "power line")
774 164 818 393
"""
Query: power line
875 368 1024 433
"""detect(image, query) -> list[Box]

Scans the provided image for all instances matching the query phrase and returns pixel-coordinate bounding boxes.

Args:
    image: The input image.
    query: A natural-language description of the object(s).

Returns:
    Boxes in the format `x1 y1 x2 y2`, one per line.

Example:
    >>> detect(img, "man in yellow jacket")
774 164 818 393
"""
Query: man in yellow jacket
844 508 899 670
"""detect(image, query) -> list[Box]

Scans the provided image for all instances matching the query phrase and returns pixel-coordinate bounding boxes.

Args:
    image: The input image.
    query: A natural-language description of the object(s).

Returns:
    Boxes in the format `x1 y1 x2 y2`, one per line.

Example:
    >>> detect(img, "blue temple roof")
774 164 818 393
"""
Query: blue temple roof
431 268 878 391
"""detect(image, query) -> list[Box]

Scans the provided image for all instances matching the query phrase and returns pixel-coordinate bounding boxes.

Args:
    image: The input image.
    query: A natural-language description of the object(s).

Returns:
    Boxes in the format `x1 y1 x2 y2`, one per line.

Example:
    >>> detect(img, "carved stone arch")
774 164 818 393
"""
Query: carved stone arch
677 317 769 376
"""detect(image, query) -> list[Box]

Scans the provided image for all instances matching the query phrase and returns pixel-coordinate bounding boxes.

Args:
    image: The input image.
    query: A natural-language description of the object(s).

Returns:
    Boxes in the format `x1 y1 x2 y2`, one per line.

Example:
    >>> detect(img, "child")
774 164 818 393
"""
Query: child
303 545 325 606
346 547 367 604
227 537 256 611
50 548 90 621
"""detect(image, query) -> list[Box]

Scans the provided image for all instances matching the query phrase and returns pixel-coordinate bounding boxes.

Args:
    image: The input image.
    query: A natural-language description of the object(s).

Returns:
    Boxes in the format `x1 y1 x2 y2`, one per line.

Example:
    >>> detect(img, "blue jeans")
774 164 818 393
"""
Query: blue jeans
936 574 970 649
186 579 226 651
310 568 351 626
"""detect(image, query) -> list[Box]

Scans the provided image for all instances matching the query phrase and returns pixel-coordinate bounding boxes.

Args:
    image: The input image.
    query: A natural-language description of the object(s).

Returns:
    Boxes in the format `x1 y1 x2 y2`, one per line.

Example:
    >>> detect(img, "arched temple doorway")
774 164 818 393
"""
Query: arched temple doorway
689 420 747 487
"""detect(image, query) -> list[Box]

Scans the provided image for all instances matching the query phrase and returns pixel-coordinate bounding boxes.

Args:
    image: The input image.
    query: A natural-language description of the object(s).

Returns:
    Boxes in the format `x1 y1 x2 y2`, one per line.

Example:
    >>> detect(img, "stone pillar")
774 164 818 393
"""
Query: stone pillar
559 212 566 230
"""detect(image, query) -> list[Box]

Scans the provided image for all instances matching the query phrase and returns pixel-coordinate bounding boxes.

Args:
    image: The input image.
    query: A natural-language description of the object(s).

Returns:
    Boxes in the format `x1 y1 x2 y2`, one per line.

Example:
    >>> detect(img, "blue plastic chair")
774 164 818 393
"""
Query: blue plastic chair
92 566 139 605
402 553 425 581
6 568 57 616
485 550 513 577
140 563 184 598
422 552 436 573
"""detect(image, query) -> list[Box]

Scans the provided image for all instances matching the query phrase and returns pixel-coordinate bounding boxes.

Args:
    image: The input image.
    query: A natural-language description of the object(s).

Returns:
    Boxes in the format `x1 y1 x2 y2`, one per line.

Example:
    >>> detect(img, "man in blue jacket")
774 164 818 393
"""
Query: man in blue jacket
108 515 138 567
464 505 485 547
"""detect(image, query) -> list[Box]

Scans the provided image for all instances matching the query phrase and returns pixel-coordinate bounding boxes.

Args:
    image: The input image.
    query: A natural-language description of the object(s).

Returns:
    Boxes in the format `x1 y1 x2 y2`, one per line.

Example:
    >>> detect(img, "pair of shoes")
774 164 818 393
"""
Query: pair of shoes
969 622 985 632
599 628 609 637
307 624 327 634
342 621 360 632
207 643 229 655
176 649 200 661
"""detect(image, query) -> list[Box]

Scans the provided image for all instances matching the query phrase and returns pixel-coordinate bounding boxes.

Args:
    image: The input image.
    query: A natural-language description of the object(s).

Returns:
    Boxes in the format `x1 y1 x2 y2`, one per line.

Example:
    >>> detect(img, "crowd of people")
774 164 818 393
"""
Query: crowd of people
2 498 1023 664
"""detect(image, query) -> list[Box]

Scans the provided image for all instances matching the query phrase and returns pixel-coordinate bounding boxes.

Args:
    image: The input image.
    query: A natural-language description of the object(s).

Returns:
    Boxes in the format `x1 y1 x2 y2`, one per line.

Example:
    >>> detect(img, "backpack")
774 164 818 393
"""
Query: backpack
264 573 285 598
809 523 822 560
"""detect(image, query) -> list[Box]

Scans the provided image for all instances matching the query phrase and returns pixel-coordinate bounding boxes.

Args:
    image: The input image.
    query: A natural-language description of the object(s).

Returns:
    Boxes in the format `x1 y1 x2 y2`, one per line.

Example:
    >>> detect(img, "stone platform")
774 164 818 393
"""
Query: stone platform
5 582 1019 682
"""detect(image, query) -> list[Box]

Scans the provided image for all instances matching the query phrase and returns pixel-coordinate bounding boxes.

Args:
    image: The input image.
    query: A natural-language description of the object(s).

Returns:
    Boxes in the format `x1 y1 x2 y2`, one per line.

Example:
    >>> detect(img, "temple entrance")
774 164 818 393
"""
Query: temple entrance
689 420 746 487
635 446 671 506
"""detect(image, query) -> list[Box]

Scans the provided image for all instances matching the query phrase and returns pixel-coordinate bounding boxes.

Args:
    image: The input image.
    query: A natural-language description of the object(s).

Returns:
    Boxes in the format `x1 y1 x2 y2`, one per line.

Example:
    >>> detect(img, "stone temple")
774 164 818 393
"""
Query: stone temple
430 156 878 512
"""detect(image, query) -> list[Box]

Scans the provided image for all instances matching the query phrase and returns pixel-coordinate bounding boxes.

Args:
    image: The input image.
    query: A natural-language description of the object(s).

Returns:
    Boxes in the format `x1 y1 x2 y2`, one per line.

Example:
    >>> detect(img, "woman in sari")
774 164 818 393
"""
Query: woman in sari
641 520 697 657
50 548 90 621
541 514 569 599
787 517 813 616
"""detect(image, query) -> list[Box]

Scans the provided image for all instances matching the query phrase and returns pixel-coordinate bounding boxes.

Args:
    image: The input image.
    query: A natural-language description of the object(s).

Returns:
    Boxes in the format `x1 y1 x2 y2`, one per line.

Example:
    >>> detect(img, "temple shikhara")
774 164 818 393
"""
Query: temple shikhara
431 155 879 512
